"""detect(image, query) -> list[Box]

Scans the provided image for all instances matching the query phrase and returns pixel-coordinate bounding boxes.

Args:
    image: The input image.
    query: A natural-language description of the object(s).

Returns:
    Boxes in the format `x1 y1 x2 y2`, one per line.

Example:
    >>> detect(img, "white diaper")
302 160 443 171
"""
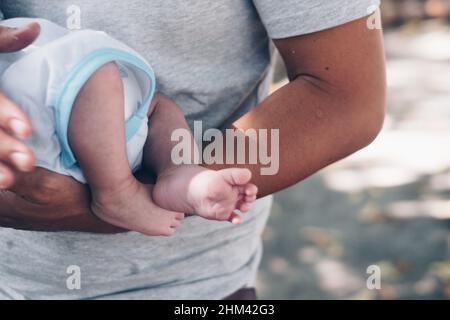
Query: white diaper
0 18 155 183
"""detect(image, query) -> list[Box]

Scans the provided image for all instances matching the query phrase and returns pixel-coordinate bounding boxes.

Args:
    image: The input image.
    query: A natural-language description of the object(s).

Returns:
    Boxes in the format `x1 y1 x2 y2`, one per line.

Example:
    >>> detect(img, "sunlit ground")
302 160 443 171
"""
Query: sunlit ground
257 20 450 299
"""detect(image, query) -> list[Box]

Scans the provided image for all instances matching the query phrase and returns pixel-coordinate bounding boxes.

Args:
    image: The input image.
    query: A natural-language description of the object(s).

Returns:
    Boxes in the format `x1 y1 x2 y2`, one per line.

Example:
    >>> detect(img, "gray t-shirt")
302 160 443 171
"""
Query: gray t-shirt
0 0 379 299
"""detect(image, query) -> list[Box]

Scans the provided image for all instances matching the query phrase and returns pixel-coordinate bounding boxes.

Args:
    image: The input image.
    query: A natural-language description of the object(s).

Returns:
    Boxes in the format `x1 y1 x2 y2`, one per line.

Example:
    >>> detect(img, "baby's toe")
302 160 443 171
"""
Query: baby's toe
238 202 250 213
219 168 252 186
162 227 176 237
229 212 243 225
175 212 185 220
245 184 258 196
171 219 181 228
245 194 257 203
215 208 233 221
138 225 174 237
158 213 183 236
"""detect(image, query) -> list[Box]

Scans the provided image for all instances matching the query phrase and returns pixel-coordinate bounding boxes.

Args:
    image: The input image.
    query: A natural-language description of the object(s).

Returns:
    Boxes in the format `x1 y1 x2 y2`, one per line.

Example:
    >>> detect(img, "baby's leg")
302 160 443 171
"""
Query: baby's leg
68 63 183 236
145 96 258 224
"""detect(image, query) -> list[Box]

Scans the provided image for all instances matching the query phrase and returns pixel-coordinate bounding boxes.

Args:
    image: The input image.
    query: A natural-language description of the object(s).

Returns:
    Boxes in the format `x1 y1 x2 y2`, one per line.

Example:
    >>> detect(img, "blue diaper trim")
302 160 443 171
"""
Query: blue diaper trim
53 48 155 169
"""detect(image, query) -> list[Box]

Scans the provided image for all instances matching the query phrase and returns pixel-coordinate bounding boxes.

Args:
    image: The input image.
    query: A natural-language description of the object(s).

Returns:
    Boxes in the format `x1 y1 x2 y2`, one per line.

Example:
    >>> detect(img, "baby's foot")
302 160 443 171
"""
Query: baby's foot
91 177 184 236
153 166 258 224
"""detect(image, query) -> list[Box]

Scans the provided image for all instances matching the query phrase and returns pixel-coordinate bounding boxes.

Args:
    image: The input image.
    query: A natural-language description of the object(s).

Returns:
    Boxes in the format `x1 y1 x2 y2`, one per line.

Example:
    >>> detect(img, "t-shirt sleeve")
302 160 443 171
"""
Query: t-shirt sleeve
252 0 380 39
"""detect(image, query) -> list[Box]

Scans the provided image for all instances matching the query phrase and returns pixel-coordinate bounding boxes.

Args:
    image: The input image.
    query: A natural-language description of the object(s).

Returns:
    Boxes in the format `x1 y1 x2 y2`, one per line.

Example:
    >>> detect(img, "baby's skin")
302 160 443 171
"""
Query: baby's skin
68 63 257 236
153 165 258 223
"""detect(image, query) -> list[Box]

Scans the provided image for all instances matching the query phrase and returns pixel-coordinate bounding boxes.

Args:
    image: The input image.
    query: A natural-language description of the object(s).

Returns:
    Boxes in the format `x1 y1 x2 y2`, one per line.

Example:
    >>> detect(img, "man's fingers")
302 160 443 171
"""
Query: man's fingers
0 22 40 52
0 129 35 172
0 92 32 138
0 20 37 188
0 161 15 189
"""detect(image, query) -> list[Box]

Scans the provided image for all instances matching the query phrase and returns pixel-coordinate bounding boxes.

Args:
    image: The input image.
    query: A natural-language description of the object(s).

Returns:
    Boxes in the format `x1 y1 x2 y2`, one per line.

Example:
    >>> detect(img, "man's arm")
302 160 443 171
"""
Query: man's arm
0 168 124 232
0 13 385 232
206 14 386 197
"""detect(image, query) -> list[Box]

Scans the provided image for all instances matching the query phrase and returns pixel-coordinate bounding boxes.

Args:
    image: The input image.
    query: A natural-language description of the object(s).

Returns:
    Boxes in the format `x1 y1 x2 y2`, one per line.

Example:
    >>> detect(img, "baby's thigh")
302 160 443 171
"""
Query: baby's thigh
76 62 124 101
147 94 159 118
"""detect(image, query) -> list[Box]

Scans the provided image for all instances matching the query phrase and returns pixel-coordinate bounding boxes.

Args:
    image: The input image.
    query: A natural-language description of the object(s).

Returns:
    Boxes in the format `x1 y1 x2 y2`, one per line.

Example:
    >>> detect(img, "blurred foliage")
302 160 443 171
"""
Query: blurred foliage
382 0 450 27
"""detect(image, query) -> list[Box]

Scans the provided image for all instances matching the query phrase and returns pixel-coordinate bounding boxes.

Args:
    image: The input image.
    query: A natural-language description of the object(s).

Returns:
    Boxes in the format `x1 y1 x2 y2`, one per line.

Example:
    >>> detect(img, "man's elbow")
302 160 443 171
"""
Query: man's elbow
346 84 387 151
360 97 386 146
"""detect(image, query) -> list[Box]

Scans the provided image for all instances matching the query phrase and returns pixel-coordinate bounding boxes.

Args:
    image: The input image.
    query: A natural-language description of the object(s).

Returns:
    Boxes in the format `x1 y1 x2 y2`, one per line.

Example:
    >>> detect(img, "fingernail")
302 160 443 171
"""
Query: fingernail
9 119 29 138
10 152 31 171
10 23 37 41
12 24 32 35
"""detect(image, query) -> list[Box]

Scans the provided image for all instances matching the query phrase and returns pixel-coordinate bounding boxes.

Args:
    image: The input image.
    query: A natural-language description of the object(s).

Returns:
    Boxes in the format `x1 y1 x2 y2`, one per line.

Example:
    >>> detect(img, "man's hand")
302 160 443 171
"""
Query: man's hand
1 168 124 232
0 167 157 233
0 22 40 188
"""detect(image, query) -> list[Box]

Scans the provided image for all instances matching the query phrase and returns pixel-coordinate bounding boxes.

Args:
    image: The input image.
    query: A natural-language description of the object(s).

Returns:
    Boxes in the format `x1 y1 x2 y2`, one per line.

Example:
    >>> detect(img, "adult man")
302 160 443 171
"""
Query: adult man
0 0 385 299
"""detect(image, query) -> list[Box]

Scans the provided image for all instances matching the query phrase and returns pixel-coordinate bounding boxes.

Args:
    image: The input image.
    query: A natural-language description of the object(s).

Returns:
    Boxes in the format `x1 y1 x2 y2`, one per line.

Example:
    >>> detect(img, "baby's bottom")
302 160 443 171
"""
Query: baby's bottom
68 63 257 236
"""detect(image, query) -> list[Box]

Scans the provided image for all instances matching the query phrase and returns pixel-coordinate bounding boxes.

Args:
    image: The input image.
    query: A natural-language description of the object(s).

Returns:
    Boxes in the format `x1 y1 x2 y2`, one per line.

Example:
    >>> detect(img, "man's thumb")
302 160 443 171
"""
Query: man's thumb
0 22 40 53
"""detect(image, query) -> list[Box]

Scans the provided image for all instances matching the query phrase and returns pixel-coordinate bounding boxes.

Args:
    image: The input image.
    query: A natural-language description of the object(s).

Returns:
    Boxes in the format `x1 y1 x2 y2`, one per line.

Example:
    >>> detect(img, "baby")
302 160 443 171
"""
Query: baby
0 18 257 236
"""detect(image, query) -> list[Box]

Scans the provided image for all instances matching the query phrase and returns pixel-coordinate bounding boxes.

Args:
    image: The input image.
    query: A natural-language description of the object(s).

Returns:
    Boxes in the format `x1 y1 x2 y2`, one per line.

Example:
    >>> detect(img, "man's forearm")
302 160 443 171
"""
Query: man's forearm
0 191 120 232
205 74 385 198
0 168 123 232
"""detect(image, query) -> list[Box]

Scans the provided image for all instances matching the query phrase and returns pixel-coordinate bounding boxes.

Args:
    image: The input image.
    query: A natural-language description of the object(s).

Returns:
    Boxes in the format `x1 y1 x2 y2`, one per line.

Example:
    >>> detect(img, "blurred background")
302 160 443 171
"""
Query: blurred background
257 0 450 299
